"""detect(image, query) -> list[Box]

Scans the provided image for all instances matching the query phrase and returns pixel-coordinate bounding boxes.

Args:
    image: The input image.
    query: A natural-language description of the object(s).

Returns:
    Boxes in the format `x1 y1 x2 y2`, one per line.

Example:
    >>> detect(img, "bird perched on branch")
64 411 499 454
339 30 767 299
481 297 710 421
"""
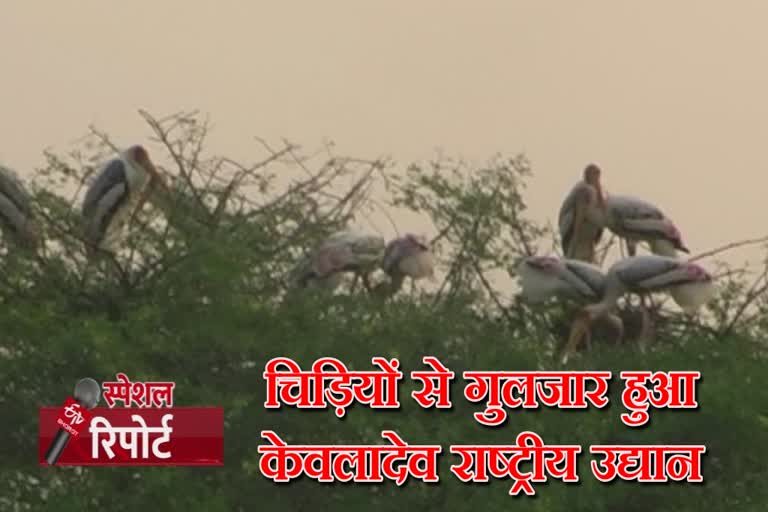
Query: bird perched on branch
560 254 714 364
294 230 386 292
564 163 689 258
517 255 607 303
0 165 41 250
81 145 170 255
600 194 689 257
373 234 435 297
516 255 624 350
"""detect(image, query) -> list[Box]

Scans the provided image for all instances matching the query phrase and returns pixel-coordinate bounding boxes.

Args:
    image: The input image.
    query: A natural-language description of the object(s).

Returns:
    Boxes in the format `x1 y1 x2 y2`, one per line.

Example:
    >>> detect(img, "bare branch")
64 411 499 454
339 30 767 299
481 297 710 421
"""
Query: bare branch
689 235 768 263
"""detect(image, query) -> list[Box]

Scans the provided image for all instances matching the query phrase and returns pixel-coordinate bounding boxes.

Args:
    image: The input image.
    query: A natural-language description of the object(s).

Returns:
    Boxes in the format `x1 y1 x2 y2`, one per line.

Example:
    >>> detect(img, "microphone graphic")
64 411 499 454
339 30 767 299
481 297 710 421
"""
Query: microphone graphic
44 377 101 465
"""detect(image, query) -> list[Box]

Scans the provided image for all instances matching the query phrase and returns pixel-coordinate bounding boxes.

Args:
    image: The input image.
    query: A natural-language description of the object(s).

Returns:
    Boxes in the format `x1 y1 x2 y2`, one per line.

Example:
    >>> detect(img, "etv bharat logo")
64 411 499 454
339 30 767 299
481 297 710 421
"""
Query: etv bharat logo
39 374 224 466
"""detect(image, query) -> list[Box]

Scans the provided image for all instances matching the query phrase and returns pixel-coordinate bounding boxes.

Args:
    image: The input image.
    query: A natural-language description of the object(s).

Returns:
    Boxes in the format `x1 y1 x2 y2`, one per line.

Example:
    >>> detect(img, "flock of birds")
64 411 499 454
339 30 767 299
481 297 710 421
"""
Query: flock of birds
0 148 717 363
0 145 436 298
517 164 715 363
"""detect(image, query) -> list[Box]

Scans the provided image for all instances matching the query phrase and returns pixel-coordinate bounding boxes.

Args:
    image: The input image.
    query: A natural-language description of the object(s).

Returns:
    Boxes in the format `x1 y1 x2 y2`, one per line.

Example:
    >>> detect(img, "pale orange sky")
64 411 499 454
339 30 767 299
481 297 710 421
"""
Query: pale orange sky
2 1 767 266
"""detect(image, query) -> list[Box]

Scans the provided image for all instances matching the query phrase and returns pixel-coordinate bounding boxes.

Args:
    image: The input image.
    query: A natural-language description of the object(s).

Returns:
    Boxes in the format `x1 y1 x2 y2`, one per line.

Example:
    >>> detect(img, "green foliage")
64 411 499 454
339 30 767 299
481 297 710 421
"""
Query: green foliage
1 111 767 510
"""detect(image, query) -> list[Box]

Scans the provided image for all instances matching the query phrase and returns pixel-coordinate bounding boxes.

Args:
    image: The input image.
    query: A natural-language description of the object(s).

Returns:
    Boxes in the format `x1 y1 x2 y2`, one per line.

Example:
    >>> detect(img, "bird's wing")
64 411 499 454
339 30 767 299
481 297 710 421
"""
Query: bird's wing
0 166 34 216
516 257 599 301
605 194 685 251
611 255 681 289
617 217 673 239
313 244 356 276
323 230 366 247
562 260 606 298
559 183 602 255
350 236 386 267
606 195 665 221
83 181 129 245
82 159 127 218
0 193 30 236
516 261 571 302
558 184 584 254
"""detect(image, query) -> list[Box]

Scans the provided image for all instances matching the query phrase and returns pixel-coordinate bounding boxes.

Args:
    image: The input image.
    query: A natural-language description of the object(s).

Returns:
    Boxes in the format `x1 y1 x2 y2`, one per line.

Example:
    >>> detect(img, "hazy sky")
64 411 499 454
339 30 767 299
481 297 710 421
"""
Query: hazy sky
3 1 767 266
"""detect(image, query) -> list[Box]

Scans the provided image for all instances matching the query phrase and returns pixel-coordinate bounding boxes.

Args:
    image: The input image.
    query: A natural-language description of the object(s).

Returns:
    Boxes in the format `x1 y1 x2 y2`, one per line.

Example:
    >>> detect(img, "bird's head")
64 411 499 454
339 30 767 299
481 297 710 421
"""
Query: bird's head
388 234 434 280
126 145 168 190
583 163 605 206
127 145 153 174
583 163 601 185
125 145 172 211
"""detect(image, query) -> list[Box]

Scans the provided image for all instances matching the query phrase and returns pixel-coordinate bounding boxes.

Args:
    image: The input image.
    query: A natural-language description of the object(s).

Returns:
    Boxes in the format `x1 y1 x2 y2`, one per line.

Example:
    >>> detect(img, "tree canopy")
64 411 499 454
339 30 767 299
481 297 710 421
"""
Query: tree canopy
2 111 767 511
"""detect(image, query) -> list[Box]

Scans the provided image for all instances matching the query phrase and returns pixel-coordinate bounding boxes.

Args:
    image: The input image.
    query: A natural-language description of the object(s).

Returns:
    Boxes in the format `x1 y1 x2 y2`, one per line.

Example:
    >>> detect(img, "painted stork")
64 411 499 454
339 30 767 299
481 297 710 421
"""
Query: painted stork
517 255 607 303
600 194 689 257
0 165 41 250
568 163 689 258
81 145 169 254
560 254 714 364
558 164 605 263
294 230 386 291
516 255 624 349
374 234 435 297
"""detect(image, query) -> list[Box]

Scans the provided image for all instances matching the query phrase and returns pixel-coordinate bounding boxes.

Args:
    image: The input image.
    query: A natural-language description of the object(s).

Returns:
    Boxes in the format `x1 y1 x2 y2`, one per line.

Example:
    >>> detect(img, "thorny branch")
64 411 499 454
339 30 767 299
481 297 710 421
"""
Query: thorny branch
3 109 768 348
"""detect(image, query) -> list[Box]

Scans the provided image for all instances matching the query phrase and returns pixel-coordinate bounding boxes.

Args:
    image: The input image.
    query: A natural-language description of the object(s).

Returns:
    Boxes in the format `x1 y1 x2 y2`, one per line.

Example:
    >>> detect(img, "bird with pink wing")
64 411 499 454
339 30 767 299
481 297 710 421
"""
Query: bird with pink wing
373 234 435 298
559 163 689 263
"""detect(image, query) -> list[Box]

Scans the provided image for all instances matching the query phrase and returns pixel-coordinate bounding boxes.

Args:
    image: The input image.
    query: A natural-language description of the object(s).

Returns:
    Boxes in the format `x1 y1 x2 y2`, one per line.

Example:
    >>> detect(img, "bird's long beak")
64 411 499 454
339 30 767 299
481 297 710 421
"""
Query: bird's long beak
561 312 592 364
594 179 606 207
129 173 169 226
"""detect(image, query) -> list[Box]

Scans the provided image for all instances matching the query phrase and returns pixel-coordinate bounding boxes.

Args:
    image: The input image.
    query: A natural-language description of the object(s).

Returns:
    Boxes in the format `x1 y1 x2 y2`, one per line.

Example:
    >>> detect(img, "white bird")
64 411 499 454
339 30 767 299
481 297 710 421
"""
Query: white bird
598 194 689 257
570 164 689 258
516 255 624 348
517 255 607 303
383 234 434 279
561 254 715 364
558 164 605 263
0 165 41 250
81 145 169 254
375 234 435 297
294 230 386 291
